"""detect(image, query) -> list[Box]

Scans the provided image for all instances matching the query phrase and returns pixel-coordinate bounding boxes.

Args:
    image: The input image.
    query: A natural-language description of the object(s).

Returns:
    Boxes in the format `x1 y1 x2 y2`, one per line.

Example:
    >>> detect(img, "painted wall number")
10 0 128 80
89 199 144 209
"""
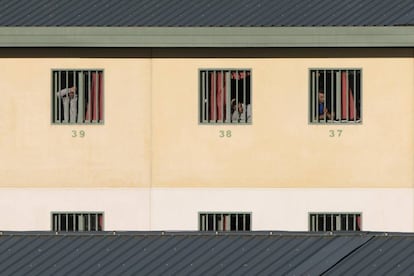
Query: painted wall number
329 129 343 137
219 130 232 138
72 130 86 138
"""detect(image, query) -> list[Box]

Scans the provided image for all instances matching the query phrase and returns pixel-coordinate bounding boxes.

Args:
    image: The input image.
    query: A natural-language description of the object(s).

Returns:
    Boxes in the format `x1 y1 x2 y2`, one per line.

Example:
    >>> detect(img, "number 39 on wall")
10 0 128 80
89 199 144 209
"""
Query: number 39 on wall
72 130 86 138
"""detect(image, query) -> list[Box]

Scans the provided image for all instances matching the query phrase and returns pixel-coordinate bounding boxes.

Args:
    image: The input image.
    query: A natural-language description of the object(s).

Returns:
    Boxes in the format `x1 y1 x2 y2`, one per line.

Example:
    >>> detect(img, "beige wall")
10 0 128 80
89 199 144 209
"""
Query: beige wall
0 49 413 188
0 58 151 187
152 51 414 188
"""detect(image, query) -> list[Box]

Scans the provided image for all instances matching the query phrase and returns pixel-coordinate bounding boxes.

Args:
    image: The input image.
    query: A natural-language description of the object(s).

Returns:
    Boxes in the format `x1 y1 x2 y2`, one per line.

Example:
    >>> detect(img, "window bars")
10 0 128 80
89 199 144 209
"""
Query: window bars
199 213 251 231
310 69 361 124
200 69 251 124
52 212 104 232
52 70 104 124
309 213 361 231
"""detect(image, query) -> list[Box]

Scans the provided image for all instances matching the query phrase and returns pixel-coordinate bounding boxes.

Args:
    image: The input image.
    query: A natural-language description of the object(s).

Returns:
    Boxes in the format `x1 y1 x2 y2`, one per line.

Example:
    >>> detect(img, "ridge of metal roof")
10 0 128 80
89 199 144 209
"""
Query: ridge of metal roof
0 230 410 237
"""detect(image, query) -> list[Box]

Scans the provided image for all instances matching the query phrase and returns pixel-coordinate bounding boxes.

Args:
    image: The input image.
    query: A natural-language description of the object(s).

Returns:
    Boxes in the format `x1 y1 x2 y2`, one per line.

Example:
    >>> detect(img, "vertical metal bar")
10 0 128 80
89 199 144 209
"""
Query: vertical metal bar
206 72 209 122
72 70 76 124
201 214 205 231
323 214 326 231
336 215 340 230
77 71 84 123
225 71 231 123
353 215 357 231
330 215 334 231
201 72 206 123
353 70 357 122
73 214 77 231
221 70 224 123
336 71 341 121
65 71 69 123
65 214 68 232
346 70 349 121
213 72 216 122
79 214 84 231
331 71 334 122
315 70 319 122
311 71 315 122
242 70 247 123
88 214 91 231
58 214 61 231
213 214 216 231
52 71 59 123
87 71 91 123
323 70 327 122
235 70 239 123
58 72 62 123
95 71 99 123
95 214 98 231
206 214 209 231
345 214 349 230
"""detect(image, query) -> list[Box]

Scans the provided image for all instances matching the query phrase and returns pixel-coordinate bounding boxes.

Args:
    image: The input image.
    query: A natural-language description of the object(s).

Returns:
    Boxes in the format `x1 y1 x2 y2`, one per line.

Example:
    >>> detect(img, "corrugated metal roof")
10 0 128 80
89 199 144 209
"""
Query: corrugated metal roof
0 0 413 27
0 231 413 275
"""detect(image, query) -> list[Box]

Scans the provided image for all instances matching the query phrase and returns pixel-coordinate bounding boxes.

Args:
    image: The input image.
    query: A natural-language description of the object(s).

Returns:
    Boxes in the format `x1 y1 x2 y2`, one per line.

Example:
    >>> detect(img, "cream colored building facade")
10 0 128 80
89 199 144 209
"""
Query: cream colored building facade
0 45 413 232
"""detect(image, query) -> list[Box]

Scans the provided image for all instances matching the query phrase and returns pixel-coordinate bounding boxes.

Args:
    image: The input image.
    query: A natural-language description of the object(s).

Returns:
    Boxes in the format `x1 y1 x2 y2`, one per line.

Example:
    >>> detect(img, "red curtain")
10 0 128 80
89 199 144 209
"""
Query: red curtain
85 72 103 122
209 72 226 121
341 71 356 120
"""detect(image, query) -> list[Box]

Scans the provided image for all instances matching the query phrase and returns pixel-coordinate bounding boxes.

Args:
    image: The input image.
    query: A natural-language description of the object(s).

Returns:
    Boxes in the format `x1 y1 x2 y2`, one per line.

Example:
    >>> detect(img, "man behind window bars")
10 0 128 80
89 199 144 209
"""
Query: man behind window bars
318 90 333 120
56 86 78 123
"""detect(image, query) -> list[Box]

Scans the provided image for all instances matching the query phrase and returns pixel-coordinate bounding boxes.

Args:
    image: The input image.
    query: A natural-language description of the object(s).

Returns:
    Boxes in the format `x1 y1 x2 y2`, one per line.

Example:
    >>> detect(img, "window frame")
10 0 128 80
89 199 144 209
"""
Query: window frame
309 68 362 125
198 212 252 231
51 211 104 232
199 68 252 125
51 69 105 125
308 212 362 232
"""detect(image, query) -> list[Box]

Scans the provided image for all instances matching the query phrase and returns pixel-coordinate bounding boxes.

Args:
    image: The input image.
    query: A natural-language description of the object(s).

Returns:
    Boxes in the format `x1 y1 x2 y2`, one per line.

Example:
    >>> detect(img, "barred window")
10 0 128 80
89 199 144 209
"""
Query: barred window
52 212 103 232
52 70 104 124
310 69 361 124
199 212 251 231
309 213 361 232
199 69 251 124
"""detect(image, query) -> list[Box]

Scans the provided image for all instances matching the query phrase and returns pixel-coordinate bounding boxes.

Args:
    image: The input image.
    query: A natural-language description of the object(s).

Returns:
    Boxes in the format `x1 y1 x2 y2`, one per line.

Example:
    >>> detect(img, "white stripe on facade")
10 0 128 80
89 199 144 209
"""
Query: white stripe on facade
0 188 412 232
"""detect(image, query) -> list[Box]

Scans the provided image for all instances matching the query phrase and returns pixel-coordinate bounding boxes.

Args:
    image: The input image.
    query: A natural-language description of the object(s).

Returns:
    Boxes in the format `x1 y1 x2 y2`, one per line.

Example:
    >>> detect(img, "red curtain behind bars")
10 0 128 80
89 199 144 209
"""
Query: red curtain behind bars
341 71 356 120
85 72 103 122
209 72 226 121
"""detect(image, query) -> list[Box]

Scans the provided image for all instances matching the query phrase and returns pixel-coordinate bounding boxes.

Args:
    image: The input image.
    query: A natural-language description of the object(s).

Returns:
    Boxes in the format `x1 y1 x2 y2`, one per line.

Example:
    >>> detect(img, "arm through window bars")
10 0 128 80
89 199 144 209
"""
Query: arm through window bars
200 69 251 124
52 70 103 124
310 69 361 123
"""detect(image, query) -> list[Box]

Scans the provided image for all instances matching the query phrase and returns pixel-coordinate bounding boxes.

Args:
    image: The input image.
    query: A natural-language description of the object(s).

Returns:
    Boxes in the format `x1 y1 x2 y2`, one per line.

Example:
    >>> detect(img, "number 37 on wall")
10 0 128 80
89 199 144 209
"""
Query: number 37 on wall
329 129 343 137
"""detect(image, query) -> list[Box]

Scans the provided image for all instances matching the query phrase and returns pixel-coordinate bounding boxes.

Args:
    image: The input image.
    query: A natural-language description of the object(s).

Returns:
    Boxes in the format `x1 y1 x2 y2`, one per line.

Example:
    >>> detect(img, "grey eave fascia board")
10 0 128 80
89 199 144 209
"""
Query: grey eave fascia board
0 26 413 47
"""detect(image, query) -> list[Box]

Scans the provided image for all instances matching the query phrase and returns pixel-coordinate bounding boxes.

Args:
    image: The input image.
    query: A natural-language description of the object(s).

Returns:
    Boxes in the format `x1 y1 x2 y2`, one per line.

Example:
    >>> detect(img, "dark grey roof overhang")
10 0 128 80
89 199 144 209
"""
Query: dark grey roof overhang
1 26 414 47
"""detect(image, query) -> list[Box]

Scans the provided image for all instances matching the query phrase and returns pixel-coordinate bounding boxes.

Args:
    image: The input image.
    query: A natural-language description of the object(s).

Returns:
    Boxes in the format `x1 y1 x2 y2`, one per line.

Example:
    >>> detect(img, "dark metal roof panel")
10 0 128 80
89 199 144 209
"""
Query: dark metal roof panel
0 0 413 27
325 235 414 275
0 231 389 276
